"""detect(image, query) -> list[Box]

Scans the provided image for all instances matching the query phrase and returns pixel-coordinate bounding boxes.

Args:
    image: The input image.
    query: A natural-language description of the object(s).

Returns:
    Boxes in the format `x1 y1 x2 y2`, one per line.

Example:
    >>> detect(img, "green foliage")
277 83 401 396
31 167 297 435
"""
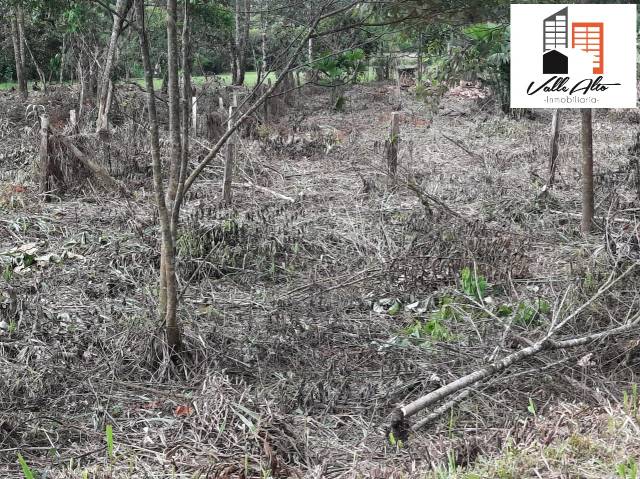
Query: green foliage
617 458 638 479
17 453 35 479
2 263 13 282
403 296 455 343
388 431 404 449
461 267 487 300
387 300 402 316
423 22 511 113
313 48 367 85
105 424 114 460
527 398 536 416
513 299 550 327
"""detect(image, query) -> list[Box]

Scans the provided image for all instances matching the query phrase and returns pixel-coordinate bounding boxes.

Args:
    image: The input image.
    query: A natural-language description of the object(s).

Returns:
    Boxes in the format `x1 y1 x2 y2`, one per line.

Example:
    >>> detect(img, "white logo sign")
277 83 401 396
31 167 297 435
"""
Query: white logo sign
510 4 637 109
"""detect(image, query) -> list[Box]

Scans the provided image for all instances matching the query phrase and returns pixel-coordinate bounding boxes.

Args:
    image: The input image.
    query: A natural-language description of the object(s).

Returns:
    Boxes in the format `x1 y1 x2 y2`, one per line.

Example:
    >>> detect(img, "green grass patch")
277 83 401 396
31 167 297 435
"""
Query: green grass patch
131 71 277 89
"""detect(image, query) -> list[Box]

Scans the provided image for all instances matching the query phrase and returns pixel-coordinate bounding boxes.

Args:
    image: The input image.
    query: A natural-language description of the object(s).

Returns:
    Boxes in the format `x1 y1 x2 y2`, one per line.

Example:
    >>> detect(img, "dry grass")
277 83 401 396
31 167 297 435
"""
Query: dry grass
1 82 640 478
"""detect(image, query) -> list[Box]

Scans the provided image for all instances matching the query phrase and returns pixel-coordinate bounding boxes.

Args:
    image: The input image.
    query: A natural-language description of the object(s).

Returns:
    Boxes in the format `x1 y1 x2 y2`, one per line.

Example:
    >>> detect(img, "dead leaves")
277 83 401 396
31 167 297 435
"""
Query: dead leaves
0 241 85 275
174 404 194 417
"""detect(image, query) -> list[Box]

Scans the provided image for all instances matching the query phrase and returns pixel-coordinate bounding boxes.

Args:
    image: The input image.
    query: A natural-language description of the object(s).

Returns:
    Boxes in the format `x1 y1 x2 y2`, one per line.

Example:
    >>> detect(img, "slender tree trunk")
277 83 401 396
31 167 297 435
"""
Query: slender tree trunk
77 61 86 117
16 7 26 71
581 108 594 234
259 10 267 83
10 10 27 99
548 109 560 186
97 0 130 132
232 0 241 85
24 37 47 93
171 0 192 237
88 56 97 104
232 0 250 85
135 0 180 352
166 0 182 203
59 35 66 84
238 0 250 85
417 33 423 83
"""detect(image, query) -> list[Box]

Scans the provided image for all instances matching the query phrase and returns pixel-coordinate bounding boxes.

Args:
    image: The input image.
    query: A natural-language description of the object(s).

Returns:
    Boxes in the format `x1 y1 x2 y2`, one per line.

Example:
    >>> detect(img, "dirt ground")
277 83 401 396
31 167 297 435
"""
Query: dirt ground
1 81 640 478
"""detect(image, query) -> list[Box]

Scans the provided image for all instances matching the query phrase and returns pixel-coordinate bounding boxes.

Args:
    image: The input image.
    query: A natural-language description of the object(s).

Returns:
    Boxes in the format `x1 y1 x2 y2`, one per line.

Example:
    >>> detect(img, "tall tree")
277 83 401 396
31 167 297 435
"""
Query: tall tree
10 5 27 98
96 0 132 132
232 0 251 85
135 0 180 351
581 108 594 234
135 0 326 355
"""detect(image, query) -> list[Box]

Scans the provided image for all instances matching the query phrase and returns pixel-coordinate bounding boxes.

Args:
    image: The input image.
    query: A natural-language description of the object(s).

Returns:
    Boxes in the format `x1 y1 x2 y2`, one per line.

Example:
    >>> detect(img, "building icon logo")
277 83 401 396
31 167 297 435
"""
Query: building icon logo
511 4 636 109
543 7 603 75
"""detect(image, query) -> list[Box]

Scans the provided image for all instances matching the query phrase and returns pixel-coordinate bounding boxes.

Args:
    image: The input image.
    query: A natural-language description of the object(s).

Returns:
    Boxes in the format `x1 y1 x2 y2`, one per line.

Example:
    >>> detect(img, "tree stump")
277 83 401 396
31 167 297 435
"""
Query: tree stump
386 112 400 178
222 105 236 205
39 115 51 201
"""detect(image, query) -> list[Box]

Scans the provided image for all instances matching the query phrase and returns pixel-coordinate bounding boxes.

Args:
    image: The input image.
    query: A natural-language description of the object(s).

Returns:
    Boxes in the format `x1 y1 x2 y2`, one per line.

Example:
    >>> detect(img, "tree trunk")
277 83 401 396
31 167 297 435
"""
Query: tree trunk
259 9 267 83
16 7 26 69
135 0 180 352
548 109 560 186
417 33 423 83
59 36 66 84
10 10 27 99
88 57 97 104
581 108 594 234
24 37 47 93
232 0 250 85
96 0 130 132
77 61 86 117
232 0 241 85
239 0 251 85
166 0 182 203
171 0 192 237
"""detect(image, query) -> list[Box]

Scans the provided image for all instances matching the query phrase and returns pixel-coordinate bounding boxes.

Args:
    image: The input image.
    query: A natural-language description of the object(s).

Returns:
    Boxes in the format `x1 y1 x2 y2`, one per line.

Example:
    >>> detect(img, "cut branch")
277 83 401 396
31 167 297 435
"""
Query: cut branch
59 136 127 194
389 263 640 437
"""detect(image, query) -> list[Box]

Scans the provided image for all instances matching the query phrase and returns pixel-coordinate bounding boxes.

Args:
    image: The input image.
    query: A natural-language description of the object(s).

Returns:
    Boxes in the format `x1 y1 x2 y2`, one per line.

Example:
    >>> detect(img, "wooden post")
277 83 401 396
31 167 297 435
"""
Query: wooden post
580 108 594 234
39 115 50 201
223 105 236 205
417 33 423 83
394 57 402 108
218 96 224 112
387 112 400 177
548 109 560 186
69 109 77 133
191 96 197 134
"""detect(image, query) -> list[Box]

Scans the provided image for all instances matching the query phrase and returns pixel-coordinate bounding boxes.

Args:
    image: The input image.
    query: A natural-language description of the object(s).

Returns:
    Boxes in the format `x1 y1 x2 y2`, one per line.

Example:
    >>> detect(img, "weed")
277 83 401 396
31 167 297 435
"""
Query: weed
388 431 404 449
527 398 536 416
623 384 638 417
461 267 487 300
17 453 35 479
513 298 550 328
404 315 453 342
617 458 639 479
105 424 114 460
2 263 13 282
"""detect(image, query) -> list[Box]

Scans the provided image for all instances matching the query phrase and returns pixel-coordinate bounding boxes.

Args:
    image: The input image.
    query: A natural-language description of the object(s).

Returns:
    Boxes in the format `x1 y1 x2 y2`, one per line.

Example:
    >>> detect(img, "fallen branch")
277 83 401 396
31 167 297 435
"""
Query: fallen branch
441 133 487 167
59 136 128 195
233 182 295 202
548 209 634 225
405 179 461 218
388 263 640 439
